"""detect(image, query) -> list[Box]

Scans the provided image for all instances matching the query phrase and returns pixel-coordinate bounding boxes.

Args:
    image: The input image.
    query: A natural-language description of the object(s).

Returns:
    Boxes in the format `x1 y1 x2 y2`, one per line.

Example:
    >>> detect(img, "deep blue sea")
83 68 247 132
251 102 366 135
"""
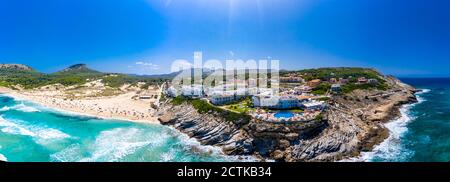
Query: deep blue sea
361 78 450 162
0 95 235 162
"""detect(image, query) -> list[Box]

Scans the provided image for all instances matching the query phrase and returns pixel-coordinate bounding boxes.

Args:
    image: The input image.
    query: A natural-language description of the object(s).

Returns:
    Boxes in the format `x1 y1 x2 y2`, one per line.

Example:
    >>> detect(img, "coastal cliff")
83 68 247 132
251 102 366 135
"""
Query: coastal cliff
290 76 417 161
156 76 418 162
157 101 327 160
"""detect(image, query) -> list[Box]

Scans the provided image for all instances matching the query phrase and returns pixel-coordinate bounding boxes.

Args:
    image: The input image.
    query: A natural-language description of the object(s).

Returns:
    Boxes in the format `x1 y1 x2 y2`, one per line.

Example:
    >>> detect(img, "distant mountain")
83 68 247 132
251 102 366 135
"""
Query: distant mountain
129 72 180 79
0 63 170 89
53 64 101 75
0 64 35 71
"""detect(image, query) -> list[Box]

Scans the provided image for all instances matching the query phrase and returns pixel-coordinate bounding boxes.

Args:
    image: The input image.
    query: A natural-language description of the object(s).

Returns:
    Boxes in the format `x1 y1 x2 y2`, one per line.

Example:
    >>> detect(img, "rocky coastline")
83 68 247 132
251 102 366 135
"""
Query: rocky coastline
156 76 418 162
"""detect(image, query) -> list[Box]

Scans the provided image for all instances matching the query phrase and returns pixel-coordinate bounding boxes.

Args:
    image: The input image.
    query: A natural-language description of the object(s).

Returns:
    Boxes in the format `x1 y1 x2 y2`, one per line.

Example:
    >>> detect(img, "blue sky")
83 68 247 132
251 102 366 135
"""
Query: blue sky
0 0 449 76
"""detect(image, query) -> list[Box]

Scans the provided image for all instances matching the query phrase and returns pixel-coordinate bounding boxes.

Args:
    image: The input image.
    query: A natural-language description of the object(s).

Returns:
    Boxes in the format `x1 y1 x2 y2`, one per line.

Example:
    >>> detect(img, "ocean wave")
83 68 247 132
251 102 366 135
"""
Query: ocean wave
0 116 36 137
166 127 258 162
0 116 70 143
0 94 25 101
0 103 40 112
415 88 431 103
0 153 7 162
0 145 5 162
419 88 431 94
71 125 257 162
348 89 429 162
50 144 83 162
358 105 415 161
79 127 160 162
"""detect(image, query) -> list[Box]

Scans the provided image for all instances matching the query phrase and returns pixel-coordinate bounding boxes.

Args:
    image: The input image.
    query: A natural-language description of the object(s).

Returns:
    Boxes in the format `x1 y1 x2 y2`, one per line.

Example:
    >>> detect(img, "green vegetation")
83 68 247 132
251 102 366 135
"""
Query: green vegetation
282 67 390 94
311 83 331 95
315 113 324 121
0 64 169 89
316 97 330 102
225 97 254 114
341 83 388 93
290 109 304 113
159 93 167 102
292 67 384 82
169 96 251 124
170 95 188 105
0 68 49 89
192 99 251 123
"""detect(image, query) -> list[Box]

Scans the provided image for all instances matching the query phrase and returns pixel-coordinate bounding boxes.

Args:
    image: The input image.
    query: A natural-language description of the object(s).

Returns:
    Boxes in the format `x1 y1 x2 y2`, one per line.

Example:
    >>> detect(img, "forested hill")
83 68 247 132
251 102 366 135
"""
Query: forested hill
0 63 169 89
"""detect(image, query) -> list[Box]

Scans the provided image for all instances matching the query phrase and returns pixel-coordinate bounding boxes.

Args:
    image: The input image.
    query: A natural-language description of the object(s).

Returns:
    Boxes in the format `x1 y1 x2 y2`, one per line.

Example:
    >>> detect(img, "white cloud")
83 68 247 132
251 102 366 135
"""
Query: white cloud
135 61 159 70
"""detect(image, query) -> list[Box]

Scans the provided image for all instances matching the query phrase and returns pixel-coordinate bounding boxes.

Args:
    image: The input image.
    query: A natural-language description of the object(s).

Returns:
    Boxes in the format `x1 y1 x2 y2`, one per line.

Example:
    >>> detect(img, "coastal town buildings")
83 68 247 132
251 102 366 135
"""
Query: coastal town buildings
358 77 368 84
252 95 300 109
165 76 329 123
209 93 238 105
302 100 326 111
330 78 338 83
166 86 178 97
208 89 247 105
280 76 304 83
294 85 312 94
247 78 257 87
368 79 379 85
331 84 342 94
307 79 321 88
181 85 204 98
339 78 349 84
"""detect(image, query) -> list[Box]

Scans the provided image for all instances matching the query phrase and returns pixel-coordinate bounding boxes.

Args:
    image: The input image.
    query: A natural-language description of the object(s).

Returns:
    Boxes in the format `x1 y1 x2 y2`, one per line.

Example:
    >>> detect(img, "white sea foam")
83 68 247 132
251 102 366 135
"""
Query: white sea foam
0 116 36 137
79 127 161 162
75 125 258 162
0 153 7 162
50 144 83 162
357 106 415 161
346 88 430 162
0 103 40 112
0 93 26 101
34 127 71 140
416 89 430 103
166 127 259 162
160 148 176 162
0 145 5 162
0 116 70 144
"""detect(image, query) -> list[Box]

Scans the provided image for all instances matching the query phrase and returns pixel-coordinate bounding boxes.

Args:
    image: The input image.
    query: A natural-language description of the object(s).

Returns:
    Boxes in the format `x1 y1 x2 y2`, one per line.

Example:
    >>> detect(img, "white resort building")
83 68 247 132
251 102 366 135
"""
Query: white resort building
302 101 326 110
209 94 236 105
208 90 246 105
166 86 178 97
331 84 342 93
165 85 204 98
252 95 301 109
182 85 204 98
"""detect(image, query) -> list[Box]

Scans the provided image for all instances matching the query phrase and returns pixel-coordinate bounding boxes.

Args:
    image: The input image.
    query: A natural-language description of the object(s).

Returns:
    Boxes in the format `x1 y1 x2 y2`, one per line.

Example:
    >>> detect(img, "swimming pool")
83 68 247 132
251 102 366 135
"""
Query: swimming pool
274 111 294 119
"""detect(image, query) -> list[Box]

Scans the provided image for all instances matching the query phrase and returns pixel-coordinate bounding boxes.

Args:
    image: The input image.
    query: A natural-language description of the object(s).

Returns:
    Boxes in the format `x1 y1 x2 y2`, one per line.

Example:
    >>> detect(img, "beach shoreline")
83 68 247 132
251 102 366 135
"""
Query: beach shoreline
0 87 159 124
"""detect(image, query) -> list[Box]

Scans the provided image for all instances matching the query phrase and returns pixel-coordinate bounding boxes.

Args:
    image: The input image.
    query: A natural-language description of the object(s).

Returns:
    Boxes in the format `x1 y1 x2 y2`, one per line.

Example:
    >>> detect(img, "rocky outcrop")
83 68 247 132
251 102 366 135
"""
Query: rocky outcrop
157 102 327 161
157 76 417 161
0 64 34 71
158 103 254 155
289 76 417 161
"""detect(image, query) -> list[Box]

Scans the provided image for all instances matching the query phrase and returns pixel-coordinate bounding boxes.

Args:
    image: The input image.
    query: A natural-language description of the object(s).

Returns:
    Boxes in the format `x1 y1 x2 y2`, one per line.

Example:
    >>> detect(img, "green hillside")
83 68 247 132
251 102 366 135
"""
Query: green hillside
0 63 168 89
281 67 390 93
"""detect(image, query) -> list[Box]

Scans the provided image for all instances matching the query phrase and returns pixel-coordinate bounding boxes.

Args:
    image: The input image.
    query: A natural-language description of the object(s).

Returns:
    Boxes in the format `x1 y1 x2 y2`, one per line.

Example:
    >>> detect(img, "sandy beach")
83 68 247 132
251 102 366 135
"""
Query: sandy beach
0 87 160 123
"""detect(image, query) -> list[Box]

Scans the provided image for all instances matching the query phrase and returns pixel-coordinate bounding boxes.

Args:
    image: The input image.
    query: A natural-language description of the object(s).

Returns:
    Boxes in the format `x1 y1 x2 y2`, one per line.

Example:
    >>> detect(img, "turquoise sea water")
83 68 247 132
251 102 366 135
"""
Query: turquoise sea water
362 78 450 162
0 95 231 162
